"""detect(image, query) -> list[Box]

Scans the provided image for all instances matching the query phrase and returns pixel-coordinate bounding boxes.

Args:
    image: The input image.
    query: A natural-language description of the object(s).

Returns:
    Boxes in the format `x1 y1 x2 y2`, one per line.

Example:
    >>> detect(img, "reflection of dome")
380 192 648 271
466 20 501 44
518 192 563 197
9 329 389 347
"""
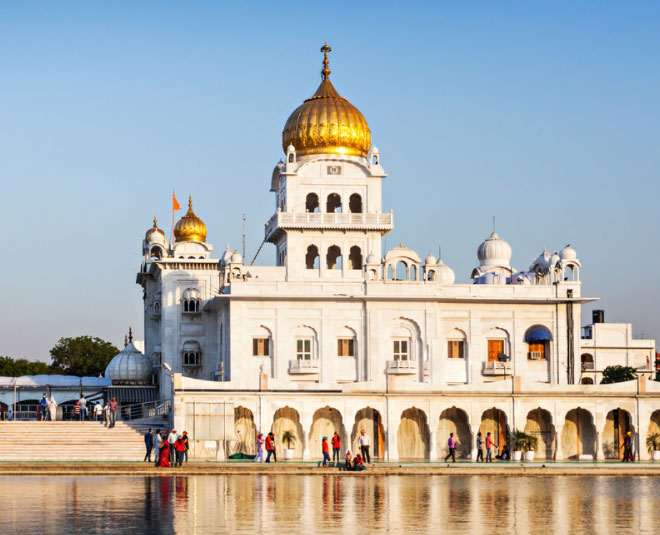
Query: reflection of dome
105 330 151 385
282 44 371 158
174 196 207 243
560 244 577 261
145 217 166 244
437 259 456 284
477 231 512 267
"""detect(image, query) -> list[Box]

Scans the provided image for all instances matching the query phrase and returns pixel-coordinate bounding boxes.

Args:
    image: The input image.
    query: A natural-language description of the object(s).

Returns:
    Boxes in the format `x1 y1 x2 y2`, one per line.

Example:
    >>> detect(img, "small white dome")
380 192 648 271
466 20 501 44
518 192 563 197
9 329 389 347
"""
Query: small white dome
365 252 379 264
549 251 561 267
370 145 380 154
231 250 243 263
436 259 455 284
221 245 233 265
424 253 437 265
477 231 512 267
105 339 151 386
287 144 295 153
560 244 578 261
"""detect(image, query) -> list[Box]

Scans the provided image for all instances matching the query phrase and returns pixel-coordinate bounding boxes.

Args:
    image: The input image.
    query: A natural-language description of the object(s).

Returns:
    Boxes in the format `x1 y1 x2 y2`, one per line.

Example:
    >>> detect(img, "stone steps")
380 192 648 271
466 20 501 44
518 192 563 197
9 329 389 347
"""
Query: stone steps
0 421 157 461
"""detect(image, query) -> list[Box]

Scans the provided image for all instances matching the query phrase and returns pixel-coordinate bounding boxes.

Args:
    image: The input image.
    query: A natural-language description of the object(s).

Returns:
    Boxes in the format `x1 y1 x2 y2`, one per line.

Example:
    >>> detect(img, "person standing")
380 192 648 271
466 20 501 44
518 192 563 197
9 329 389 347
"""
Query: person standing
623 431 634 462
154 430 163 466
444 432 456 462
358 429 371 463
254 432 265 463
182 431 189 463
174 436 186 467
345 450 353 471
79 395 88 422
331 432 341 465
39 394 48 421
94 402 103 422
265 432 277 463
485 432 496 463
73 401 81 421
158 438 170 468
476 432 484 462
167 429 178 463
108 397 118 428
144 428 154 462
48 397 58 422
321 436 330 467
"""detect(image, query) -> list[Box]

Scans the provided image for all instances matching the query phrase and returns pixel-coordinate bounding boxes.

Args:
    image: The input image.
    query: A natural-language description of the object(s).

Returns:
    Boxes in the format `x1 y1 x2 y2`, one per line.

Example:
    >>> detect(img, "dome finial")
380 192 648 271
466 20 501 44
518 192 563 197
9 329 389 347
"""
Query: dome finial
321 42 332 80
153 215 158 226
124 335 128 347
128 327 133 343
188 195 193 209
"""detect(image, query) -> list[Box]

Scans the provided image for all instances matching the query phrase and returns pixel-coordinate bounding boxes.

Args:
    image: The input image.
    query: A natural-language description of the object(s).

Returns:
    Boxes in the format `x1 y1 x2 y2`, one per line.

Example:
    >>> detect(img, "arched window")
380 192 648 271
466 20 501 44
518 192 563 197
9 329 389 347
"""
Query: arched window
447 328 468 359
306 245 320 269
182 288 201 313
349 246 363 270
182 341 201 367
581 353 594 370
327 245 342 270
306 193 319 213
326 193 342 213
294 326 317 361
288 153 294 163
525 325 553 360
150 247 163 261
386 264 394 280
410 264 418 281
153 301 161 315
349 194 362 213
252 326 272 357
581 377 594 385
396 261 408 281
337 326 357 357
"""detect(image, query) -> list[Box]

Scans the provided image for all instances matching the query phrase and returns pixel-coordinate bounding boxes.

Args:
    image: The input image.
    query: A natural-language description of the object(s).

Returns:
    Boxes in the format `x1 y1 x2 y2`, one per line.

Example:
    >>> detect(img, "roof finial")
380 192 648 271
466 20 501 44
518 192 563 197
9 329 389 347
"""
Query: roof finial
492 215 496 234
128 327 133 343
124 335 128 347
188 195 193 210
321 42 332 80
153 215 158 226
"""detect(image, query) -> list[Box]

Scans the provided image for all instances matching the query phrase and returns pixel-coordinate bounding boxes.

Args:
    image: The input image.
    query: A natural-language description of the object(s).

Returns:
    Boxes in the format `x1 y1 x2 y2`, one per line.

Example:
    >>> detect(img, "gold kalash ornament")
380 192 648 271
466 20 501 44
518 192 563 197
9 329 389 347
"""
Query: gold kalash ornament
173 196 207 243
282 44 371 158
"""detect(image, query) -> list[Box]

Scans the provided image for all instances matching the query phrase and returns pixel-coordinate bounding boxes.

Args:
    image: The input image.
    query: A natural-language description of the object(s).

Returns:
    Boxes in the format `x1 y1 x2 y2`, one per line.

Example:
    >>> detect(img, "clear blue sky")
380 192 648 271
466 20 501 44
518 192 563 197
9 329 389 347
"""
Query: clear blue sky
1 1 658 360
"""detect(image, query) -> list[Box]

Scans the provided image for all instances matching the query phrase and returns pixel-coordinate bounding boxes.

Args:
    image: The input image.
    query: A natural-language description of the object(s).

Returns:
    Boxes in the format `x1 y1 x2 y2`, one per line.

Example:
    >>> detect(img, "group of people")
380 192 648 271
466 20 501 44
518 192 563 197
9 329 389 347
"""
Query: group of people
146 428 189 467
444 431 509 463
254 432 278 463
34 394 119 425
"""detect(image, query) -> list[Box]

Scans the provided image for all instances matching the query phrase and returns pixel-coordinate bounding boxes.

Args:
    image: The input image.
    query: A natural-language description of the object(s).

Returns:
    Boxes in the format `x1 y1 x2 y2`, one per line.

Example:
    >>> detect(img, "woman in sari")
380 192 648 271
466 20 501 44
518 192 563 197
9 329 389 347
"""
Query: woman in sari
159 439 170 467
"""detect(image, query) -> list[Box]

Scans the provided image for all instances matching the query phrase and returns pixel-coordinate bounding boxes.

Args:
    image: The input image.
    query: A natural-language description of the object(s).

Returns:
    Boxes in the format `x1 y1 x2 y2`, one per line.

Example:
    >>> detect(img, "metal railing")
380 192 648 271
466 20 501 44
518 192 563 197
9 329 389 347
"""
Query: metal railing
266 210 393 237
288 359 320 373
119 399 171 422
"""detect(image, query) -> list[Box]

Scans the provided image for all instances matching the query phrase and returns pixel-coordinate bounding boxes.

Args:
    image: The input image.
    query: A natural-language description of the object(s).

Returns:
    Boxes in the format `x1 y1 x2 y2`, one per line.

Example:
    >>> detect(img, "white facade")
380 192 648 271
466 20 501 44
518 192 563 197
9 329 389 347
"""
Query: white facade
136 50 658 462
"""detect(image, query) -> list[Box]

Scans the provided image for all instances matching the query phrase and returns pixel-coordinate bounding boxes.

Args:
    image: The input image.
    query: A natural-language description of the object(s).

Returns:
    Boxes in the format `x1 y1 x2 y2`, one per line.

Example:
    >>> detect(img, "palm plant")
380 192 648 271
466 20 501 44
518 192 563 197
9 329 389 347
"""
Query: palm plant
513 430 538 453
282 430 297 449
646 433 660 453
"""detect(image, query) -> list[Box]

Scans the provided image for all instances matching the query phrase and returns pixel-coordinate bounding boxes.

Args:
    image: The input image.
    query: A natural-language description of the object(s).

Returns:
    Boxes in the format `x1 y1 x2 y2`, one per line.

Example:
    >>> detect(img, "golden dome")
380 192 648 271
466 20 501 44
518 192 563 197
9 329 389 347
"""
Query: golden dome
174 197 207 243
145 216 166 241
282 44 371 158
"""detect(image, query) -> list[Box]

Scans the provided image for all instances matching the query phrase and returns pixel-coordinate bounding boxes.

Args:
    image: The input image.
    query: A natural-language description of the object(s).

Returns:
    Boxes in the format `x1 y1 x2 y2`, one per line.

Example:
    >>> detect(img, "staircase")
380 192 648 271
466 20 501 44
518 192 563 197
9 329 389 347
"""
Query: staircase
0 421 158 461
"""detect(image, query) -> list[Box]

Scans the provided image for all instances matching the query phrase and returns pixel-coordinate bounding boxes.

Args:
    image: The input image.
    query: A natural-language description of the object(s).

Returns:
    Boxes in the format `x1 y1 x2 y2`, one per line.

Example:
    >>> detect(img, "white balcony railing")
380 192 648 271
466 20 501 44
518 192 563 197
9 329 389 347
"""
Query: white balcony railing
482 360 513 376
386 359 418 375
266 211 393 239
288 359 320 374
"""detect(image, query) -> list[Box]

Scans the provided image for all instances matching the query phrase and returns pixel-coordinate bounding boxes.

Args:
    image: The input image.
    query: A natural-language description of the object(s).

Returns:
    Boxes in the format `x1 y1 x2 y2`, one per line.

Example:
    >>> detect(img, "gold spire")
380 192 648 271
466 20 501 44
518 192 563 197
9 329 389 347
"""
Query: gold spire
282 43 371 158
173 195 207 243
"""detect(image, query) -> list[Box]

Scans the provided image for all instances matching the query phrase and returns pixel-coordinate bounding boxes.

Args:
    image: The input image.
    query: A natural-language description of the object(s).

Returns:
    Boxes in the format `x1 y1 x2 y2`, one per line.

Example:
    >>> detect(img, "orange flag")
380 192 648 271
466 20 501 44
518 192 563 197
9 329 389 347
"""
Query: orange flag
173 192 180 211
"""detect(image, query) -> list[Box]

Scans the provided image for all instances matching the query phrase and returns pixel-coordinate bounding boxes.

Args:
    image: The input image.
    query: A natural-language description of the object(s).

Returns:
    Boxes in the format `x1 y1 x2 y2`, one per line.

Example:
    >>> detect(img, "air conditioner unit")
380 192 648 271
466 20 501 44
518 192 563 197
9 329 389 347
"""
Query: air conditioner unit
529 351 543 360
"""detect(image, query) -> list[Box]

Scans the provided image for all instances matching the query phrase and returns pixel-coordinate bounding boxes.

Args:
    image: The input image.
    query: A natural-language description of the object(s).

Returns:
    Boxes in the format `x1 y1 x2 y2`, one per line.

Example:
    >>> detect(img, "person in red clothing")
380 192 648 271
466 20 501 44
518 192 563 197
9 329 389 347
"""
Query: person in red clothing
174 437 186 467
159 440 170 468
485 432 497 463
265 432 277 463
331 432 341 465
322 436 330 466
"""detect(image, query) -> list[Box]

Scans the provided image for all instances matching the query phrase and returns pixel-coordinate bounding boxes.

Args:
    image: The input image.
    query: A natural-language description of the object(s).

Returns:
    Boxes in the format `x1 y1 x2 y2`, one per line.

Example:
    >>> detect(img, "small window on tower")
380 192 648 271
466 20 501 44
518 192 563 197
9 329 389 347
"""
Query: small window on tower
337 338 355 357
253 338 270 357
447 340 465 359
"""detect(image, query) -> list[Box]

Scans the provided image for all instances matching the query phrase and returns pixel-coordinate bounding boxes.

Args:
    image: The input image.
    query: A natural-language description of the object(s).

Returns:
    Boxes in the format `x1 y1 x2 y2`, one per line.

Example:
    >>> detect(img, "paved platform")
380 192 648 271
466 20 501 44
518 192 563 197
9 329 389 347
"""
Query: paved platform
1 461 659 476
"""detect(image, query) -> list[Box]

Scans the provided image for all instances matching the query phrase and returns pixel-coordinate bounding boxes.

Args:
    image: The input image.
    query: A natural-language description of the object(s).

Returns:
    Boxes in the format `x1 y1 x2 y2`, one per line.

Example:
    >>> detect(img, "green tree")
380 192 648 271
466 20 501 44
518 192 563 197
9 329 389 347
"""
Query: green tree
49 336 118 377
600 365 637 385
0 356 53 377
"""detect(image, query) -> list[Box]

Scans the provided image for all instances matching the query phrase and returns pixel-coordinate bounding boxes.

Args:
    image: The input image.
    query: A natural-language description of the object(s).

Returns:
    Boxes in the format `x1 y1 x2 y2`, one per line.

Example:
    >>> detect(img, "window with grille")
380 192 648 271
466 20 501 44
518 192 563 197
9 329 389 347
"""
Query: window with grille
337 338 355 357
447 340 465 359
296 339 312 360
527 342 546 360
253 338 270 357
183 352 201 367
393 339 409 361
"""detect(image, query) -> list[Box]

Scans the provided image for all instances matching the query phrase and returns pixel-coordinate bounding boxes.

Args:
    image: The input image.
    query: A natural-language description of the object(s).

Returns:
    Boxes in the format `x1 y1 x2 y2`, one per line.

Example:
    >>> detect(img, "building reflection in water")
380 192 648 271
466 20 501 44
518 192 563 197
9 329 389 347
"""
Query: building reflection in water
2 475 660 534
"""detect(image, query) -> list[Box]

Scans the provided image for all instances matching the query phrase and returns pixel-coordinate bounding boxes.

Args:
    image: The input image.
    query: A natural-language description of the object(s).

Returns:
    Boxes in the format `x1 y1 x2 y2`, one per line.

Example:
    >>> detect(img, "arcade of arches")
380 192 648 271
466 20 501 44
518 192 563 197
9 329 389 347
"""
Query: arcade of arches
228 403 658 461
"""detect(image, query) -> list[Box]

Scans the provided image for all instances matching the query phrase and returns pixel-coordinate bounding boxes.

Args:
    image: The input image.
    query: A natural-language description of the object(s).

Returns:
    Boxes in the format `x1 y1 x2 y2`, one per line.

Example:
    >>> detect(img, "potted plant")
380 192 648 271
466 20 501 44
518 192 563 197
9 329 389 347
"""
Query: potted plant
646 433 660 461
513 430 538 462
282 430 297 460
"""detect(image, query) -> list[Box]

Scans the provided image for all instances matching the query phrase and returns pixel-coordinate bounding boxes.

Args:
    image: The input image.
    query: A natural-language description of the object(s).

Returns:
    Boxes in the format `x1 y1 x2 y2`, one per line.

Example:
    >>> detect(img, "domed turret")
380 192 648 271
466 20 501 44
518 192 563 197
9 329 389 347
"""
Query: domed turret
560 244 578 261
282 44 371 158
424 253 437 265
145 216 166 245
477 231 512 268
174 196 207 243
230 250 243 263
105 328 151 385
436 259 456 285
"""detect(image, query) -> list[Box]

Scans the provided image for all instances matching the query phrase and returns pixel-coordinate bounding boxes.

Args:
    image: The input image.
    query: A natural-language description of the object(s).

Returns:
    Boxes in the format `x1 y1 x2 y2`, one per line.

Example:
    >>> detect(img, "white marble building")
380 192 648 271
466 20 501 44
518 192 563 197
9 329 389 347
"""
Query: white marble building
136 45 658 462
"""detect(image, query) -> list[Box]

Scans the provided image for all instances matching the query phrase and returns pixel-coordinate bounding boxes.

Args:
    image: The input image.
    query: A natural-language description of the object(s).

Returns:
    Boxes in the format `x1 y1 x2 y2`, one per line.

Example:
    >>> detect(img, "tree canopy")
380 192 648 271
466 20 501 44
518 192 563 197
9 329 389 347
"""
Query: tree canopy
49 336 119 377
0 356 53 377
600 365 637 384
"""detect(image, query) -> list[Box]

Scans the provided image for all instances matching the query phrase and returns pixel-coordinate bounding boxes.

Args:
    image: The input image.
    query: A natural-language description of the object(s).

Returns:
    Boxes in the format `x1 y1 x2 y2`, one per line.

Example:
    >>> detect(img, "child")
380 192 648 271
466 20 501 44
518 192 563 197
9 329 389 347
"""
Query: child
344 450 353 471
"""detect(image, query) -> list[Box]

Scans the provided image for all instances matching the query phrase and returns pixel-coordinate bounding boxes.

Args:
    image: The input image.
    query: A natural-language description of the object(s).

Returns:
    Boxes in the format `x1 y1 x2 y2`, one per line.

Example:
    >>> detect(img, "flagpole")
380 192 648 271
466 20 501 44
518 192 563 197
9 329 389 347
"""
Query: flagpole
171 190 175 248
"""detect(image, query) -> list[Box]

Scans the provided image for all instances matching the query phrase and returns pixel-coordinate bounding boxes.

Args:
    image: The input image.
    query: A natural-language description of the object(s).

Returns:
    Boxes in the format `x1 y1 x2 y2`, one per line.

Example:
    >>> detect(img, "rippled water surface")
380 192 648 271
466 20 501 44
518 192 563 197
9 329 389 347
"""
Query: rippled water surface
1 474 659 534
